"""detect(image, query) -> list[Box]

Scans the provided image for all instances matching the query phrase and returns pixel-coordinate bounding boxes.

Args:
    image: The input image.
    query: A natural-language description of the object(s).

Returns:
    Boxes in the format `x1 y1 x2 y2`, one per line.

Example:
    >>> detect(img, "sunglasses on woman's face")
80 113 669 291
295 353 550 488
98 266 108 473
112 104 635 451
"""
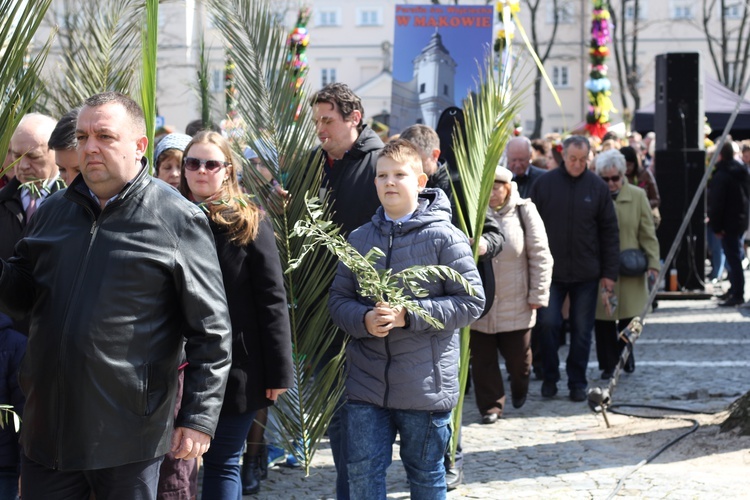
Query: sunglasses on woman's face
183 157 228 172
600 175 621 183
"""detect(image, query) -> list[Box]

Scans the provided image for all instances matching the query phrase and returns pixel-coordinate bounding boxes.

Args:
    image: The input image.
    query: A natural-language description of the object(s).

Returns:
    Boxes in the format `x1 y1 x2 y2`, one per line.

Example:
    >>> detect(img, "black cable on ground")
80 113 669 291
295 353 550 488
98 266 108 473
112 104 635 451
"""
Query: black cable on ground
604 404 713 499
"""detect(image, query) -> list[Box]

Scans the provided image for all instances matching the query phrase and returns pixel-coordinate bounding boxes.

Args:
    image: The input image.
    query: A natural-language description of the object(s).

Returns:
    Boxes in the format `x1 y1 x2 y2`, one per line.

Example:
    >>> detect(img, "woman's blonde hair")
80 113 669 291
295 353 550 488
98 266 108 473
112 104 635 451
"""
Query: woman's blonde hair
180 131 262 245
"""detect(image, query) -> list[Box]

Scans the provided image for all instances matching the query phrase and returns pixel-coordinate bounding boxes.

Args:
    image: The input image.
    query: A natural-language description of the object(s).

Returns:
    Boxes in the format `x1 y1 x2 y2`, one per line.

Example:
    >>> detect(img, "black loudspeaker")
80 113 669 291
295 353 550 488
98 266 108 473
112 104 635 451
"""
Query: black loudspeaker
655 53 704 151
655 149 706 291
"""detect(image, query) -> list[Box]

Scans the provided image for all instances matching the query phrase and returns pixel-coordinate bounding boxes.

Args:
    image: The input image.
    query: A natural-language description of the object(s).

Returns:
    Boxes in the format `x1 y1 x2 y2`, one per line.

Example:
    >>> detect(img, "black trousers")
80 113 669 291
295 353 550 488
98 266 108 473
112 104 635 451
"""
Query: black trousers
469 328 531 416
21 453 164 500
594 317 634 373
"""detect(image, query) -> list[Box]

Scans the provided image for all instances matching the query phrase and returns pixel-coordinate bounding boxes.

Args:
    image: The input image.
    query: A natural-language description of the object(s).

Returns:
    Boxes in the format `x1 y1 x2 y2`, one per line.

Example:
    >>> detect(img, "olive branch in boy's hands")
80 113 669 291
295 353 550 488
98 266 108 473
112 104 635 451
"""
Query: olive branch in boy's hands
288 197 478 331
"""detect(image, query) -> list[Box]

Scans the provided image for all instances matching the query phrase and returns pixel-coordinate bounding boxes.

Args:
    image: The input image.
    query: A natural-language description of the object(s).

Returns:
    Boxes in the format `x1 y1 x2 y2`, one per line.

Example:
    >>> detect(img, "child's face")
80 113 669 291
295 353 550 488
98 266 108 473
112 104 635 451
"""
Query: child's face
375 157 427 220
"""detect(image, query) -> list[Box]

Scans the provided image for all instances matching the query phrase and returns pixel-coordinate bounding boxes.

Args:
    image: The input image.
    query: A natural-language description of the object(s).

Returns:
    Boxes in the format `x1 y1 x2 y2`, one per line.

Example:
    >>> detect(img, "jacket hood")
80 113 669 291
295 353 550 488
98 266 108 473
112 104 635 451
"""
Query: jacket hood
372 187 451 235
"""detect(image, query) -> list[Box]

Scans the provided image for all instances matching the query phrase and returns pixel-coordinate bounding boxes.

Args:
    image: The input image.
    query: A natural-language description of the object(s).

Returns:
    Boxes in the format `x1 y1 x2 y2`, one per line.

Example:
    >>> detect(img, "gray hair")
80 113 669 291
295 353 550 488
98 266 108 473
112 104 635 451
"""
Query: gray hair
562 135 590 156
595 149 627 175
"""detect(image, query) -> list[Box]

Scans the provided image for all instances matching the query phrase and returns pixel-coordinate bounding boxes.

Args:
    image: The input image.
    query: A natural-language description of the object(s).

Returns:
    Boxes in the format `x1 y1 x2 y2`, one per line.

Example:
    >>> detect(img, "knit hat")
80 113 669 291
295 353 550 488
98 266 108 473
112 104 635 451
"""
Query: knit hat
154 133 193 162
494 165 513 183
243 146 258 161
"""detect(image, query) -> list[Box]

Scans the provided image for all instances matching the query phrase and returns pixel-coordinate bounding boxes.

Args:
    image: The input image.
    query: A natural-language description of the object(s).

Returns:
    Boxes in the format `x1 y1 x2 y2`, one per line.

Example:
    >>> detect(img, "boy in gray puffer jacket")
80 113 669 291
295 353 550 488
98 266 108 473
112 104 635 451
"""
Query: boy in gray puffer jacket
328 139 484 499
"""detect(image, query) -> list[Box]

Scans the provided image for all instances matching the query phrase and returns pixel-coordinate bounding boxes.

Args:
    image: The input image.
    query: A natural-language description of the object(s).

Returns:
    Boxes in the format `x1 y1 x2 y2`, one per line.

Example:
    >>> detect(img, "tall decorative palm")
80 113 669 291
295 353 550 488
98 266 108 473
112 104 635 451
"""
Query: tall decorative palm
207 0 344 475
139 0 158 167
40 0 143 118
0 0 53 177
448 56 521 459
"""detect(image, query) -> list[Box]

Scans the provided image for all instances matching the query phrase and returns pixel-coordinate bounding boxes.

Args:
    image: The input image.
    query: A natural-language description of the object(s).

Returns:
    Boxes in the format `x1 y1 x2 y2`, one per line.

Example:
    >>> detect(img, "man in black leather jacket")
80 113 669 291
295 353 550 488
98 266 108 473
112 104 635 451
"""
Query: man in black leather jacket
0 92 232 499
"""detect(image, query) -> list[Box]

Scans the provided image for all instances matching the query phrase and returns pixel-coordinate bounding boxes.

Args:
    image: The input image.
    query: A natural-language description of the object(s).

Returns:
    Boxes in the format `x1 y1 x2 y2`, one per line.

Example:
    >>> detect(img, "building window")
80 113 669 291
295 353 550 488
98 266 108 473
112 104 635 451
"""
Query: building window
723 2 743 19
317 9 340 27
625 1 647 20
547 1 575 24
670 1 694 19
321 68 337 86
552 66 570 88
210 69 224 93
443 84 449 96
356 8 382 26
419 83 426 94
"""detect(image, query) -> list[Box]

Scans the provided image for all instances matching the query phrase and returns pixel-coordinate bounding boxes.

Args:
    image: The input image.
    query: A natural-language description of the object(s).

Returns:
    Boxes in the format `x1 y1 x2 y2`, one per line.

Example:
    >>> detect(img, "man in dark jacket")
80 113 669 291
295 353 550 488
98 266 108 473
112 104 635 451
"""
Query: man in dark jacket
708 139 750 306
309 83 384 499
506 136 547 199
0 92 232 499
0 113 61 261
529 135 619 402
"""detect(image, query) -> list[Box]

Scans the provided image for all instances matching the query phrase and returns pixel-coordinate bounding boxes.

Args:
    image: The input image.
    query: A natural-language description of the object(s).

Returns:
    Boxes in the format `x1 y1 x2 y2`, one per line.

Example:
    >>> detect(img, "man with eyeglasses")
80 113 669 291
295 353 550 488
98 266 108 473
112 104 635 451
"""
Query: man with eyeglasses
0 92 232 499
529 135 619 403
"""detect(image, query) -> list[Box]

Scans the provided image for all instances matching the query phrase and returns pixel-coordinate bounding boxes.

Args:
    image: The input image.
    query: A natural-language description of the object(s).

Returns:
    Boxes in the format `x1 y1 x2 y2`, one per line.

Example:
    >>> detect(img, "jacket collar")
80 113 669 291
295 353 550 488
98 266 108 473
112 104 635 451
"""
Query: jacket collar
65 158 152 211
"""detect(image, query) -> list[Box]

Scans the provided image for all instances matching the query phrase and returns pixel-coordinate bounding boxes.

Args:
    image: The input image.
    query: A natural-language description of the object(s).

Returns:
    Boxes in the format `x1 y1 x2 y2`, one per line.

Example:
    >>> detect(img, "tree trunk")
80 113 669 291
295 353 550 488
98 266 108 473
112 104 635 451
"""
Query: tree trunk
532 72 543 138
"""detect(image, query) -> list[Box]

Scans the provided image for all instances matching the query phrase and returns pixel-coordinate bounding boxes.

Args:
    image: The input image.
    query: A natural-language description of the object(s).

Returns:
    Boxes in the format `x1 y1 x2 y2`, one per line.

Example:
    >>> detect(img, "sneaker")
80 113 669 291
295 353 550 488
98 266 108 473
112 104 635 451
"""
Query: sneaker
541 381 558 398
266 444 287 468
481 413 498 424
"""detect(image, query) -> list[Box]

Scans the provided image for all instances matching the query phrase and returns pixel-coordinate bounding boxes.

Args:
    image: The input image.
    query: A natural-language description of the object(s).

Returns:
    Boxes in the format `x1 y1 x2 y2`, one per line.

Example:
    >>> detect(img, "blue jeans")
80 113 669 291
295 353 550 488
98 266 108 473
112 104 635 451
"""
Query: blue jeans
721 233 745 300
201 411 257 500
0 467 18 499
707 230 727 280
535 280 599 390
346 402 451 500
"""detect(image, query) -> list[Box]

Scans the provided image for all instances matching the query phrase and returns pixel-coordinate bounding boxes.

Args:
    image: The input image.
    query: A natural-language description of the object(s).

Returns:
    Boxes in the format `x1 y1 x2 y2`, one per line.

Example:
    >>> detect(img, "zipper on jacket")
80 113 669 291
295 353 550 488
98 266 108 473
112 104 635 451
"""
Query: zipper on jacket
382 223 398 408
53 206 101 469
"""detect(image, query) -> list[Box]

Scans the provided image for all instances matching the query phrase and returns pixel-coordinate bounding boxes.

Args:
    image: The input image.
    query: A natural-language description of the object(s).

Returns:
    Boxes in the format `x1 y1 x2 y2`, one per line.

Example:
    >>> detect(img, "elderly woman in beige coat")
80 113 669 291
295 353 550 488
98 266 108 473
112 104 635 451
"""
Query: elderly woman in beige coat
594 149 660 379
471 166 553 424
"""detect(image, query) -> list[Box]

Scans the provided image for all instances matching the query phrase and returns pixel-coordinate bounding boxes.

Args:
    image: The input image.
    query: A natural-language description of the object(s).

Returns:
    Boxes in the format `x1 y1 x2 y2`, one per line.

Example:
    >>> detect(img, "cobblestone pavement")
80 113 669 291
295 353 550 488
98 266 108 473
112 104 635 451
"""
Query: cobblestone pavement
246 282 750 499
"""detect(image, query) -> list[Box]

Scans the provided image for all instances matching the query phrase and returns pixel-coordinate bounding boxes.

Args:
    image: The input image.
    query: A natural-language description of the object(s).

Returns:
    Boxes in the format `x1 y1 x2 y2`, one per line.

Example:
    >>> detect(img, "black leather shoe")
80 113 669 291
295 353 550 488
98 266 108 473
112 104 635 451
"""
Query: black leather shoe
601 370 613 380
569 387 587 402
446 465 463 490
481 413 498 424
512 394 527 409
541 381 558 398
720 297 744 307
241 454 261 495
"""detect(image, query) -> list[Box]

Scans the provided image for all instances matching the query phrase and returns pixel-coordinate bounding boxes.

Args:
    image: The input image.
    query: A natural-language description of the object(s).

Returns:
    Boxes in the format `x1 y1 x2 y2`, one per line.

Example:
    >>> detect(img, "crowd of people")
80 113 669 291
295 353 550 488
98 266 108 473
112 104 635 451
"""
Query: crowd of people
0 82 748 500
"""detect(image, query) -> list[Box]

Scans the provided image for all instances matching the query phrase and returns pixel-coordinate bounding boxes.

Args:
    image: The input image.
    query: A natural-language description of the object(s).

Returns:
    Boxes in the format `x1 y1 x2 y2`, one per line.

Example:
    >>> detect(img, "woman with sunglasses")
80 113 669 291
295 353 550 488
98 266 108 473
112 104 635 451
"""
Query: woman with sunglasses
593 149 660 380
179 131 293 499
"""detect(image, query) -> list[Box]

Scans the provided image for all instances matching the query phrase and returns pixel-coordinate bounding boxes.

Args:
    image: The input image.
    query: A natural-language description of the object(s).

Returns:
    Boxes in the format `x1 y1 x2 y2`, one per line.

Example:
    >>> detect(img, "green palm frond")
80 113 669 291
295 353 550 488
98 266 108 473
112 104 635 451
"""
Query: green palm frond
448 54 522 460
290 197 478 330
139 0 158 168
207 0 343 475
42 0 143 117
194 36 213 130
0 0 54 178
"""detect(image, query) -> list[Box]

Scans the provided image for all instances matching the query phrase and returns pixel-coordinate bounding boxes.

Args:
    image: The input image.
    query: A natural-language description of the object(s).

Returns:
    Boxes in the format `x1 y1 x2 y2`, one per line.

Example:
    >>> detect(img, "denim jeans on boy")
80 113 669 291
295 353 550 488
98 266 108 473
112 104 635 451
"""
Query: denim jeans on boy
721 233 745 301
346 401 451 500
201 411 257 500
535 280 599 391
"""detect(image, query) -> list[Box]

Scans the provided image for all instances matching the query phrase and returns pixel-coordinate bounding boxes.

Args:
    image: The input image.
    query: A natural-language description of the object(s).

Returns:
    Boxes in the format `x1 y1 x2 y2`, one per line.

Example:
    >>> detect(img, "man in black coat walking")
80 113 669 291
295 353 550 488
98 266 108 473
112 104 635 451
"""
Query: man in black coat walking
708 139 750 306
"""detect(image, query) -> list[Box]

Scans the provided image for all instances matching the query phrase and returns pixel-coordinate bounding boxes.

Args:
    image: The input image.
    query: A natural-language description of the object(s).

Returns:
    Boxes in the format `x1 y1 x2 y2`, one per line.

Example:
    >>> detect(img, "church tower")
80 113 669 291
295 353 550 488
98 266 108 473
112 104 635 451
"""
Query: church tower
412 31 457 129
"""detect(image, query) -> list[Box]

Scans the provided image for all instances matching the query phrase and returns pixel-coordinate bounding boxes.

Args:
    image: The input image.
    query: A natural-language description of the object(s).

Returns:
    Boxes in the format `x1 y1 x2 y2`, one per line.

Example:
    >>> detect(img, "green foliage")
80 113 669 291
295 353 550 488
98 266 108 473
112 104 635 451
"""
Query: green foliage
207 0 343 475
40 0 143 117
290 197 478 330
195 37 214 131
0 0 54 178
0 405 20 433
139 0 158 169
448 55 522 461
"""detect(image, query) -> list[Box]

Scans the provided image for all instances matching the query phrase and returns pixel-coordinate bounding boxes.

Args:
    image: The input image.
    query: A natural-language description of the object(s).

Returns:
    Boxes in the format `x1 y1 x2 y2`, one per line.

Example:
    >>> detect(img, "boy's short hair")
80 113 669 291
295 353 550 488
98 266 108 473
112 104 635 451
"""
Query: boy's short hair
378 139 424 175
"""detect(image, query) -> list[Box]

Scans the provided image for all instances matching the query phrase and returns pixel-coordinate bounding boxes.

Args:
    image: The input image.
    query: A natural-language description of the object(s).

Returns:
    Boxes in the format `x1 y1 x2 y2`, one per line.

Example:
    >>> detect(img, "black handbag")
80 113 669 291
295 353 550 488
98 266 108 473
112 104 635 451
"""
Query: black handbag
619 248 648 276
